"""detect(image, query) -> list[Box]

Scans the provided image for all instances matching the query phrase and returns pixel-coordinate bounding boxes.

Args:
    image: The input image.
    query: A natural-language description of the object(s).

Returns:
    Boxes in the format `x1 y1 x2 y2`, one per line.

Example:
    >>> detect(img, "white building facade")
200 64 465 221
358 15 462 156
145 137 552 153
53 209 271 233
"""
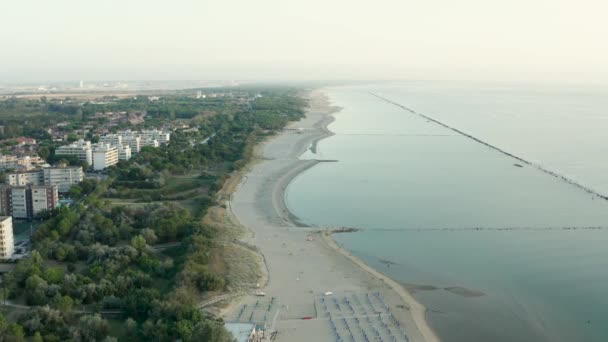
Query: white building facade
42 166 84 193
92 144 119 170
6 170 43 187
55 140 93 166
0 216 14 259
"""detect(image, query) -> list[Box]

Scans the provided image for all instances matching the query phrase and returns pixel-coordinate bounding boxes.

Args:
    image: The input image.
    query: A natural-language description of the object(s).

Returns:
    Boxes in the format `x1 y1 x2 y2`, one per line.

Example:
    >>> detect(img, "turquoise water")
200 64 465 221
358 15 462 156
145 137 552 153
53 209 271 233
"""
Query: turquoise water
286 83 608 342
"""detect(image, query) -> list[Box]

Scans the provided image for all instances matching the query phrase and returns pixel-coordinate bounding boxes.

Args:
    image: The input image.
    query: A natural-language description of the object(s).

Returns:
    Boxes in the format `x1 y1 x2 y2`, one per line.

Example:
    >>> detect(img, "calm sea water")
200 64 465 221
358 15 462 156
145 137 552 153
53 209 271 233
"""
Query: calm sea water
286 82 608 342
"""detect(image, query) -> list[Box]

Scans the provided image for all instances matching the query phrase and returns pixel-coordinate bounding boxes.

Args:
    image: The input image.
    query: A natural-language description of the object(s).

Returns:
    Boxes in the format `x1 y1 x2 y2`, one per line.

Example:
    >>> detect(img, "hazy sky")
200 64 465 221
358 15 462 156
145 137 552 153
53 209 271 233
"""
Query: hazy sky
1 0 607 83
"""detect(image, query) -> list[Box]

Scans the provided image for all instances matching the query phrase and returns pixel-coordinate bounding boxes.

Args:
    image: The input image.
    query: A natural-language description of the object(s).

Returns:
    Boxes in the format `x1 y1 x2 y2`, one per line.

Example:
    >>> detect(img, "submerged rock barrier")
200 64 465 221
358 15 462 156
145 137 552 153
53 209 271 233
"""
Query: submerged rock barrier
371 93 608 202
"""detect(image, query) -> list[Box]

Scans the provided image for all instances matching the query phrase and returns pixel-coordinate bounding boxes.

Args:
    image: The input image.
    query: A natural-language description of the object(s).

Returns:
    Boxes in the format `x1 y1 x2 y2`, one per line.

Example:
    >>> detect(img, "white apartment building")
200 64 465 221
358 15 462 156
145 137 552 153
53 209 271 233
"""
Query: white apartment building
31 186 59 216
0 216 14 259
0 185 58 219
122 136 141 153
6 166 83 193
0 155 46 171
99 134 123 147
92 144 119 170
9 187 29 219
117 145 132 161
6 170 43 187
140 138 159 148
118 129 170 145
55 140 93 166
42 166 84 193
140 129 170 144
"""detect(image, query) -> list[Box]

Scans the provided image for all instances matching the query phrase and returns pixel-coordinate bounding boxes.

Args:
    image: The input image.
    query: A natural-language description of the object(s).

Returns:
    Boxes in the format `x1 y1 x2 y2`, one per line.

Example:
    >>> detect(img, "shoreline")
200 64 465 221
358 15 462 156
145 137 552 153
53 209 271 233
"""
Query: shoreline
225 89 439 342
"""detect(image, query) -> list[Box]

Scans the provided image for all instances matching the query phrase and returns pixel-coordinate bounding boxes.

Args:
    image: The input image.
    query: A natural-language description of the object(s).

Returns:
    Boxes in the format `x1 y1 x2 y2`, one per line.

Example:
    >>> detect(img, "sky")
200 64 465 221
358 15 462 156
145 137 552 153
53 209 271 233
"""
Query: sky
1 0 607 83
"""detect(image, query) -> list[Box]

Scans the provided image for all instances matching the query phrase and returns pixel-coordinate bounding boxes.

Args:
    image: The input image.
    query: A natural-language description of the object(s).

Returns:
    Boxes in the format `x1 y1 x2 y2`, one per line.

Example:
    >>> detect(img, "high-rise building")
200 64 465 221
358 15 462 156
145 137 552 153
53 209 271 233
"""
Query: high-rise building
0 216 14 259
42 166 84 193
0 185 58 219
8 187 29 219
31 186 59 216
117 145 131 161
92 144 119 170
6 166 84 193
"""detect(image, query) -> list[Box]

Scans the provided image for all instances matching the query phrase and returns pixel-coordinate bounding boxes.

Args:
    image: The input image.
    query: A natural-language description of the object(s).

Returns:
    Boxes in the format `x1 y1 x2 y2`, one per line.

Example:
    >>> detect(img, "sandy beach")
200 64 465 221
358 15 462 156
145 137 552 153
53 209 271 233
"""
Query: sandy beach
224 90 440 342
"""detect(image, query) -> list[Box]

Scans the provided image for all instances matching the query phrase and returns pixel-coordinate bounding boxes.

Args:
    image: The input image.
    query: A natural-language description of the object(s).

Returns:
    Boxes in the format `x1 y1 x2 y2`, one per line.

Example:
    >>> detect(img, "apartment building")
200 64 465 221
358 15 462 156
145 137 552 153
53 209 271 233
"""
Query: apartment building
31 186 59 216
118 129 171 145
55 140 93 166
6 166 83 193
0 185 58 219
8 187 29 219
0 216 14 259
99 134 123 147
92 144 119 170
42 166 84 193
6 170 43 186
117 145 132 161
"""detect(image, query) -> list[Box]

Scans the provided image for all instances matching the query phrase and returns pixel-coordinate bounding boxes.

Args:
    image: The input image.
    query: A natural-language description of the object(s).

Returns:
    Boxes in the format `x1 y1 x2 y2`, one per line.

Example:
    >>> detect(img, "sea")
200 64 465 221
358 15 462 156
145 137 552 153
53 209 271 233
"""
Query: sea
285 82 608 342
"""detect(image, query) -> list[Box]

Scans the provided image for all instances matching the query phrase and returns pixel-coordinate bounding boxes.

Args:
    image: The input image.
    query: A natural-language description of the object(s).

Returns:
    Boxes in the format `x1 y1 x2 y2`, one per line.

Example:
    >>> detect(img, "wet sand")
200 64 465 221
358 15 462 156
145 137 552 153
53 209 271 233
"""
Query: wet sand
225 90 439 342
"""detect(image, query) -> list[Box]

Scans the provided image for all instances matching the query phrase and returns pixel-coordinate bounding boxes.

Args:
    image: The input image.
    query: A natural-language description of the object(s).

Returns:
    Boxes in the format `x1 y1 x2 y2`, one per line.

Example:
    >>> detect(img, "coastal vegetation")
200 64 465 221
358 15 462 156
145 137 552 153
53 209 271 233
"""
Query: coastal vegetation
0 88 307 340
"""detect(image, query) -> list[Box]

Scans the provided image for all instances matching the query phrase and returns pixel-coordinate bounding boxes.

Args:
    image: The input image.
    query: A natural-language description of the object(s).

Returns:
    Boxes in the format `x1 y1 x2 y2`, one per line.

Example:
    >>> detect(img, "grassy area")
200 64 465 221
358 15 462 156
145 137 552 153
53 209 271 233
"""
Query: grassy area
107 173 215 203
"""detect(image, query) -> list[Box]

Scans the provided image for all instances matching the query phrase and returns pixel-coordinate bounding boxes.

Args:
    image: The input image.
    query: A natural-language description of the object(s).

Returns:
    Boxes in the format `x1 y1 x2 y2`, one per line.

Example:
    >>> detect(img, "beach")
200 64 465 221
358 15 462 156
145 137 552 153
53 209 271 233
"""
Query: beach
223 90 439 342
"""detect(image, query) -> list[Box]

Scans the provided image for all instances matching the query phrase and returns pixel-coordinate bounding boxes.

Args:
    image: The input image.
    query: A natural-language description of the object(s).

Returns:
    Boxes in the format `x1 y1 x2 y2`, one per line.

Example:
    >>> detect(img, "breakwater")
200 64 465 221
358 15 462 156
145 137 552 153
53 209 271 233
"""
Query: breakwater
371 93 608 201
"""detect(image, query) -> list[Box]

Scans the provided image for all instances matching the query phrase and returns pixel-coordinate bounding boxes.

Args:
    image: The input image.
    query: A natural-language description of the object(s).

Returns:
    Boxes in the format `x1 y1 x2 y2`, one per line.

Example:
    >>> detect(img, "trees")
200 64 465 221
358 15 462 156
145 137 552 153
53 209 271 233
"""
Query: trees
0 88 308 340
0 313 25 342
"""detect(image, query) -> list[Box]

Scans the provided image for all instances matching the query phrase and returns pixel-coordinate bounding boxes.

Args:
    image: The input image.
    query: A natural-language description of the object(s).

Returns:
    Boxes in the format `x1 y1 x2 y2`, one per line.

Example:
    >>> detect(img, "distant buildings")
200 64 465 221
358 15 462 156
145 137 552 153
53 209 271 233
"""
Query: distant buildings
54 129 170 170
0 185 58 219
6 166 84 193
118 129 170 146
99 134 141 153
0 155 46 171
0 216 14 259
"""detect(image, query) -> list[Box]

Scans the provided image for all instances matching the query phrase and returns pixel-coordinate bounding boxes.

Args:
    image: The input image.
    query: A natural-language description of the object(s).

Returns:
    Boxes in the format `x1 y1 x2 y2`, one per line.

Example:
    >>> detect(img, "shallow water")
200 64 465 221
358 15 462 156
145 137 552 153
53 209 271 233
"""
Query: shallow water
286 83 608 342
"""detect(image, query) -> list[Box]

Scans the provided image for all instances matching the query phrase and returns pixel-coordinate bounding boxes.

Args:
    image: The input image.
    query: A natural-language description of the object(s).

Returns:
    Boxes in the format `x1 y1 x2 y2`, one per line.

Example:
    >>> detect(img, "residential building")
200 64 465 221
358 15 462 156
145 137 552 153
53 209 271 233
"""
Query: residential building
6 166 83 193
140 138 159 148
118 129 170 145
8 187 29 219
140 129 170 144
31 186 59 217
99 134 123 147
0 155 45 171
117 145 131 161
42 166 84 193
0 216 14 259
56 140 93 166
0 185 58 219
6 170 43 187
92 144 119 170
122 136 141 153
